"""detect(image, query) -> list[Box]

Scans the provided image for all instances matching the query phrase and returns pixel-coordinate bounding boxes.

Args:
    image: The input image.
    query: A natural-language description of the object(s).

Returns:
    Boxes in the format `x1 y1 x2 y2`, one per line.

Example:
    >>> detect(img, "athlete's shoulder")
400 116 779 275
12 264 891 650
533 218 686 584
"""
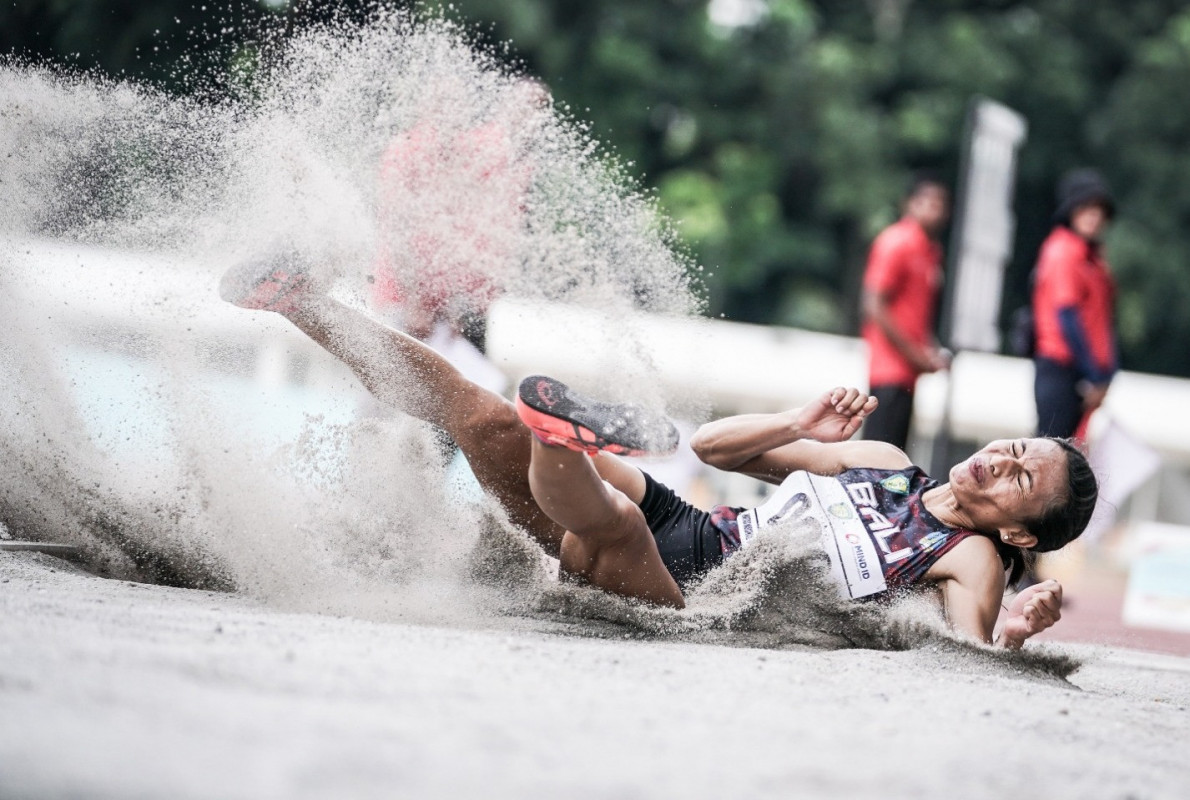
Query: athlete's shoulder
851 442 914 472
925 532 1002 584
840 460 916 482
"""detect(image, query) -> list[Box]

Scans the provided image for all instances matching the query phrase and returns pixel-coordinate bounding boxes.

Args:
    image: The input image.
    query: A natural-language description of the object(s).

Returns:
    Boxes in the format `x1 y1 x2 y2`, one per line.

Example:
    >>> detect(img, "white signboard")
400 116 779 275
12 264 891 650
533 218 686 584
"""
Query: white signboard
947 99 1028 352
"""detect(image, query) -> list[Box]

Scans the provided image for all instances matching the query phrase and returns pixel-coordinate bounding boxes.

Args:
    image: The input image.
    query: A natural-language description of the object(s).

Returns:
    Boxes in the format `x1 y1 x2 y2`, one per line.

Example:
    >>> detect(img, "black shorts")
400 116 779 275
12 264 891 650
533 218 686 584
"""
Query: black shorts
638 473 729 588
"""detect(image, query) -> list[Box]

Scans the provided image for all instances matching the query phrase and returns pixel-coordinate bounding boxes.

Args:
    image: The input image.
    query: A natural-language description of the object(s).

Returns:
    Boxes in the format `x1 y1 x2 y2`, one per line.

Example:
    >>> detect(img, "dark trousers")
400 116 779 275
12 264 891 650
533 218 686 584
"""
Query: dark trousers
1034 357 1083 438
862 385 915 451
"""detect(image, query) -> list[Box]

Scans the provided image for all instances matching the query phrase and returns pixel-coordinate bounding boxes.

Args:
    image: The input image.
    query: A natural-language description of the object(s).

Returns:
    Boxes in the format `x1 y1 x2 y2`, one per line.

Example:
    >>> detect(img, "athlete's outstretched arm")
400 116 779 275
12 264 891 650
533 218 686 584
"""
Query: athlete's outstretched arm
691 388 906 482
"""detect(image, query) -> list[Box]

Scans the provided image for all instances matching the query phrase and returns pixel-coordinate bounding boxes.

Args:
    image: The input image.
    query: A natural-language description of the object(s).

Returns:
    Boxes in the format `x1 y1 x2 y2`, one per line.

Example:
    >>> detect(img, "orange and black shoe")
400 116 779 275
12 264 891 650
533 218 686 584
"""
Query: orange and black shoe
516 375 680 457
219 250 312 314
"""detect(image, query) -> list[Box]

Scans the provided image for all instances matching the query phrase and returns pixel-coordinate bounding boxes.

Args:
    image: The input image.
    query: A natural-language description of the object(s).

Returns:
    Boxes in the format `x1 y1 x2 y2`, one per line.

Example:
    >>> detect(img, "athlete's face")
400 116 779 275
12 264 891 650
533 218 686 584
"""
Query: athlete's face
947 438 1069 546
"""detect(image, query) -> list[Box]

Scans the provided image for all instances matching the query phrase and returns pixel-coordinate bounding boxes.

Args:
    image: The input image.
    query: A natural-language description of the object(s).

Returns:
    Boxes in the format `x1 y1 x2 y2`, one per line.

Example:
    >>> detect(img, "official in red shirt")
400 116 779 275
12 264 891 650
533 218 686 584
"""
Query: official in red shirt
861 174 951 450
1032 169 1118 438
371 79 549 351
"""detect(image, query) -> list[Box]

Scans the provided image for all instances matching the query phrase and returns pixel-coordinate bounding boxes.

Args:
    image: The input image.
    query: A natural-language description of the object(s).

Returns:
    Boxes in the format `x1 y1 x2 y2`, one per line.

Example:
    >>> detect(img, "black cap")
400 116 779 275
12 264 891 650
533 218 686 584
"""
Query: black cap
1055 168 1115 224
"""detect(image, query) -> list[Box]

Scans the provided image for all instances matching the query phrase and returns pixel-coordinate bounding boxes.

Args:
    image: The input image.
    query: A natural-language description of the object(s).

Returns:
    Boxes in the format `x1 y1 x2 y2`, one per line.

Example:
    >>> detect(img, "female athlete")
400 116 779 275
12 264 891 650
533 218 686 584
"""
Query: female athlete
220 257 1096 649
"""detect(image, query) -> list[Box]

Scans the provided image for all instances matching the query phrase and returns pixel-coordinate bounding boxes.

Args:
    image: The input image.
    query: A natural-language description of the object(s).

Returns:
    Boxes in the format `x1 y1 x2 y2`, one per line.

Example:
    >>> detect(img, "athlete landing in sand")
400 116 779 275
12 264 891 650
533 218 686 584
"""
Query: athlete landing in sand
220 256 1096 650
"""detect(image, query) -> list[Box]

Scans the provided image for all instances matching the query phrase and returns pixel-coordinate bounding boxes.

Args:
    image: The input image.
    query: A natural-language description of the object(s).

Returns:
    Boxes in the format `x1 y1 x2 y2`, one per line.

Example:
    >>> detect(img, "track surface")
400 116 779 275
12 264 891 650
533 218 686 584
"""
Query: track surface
2 553 1187 799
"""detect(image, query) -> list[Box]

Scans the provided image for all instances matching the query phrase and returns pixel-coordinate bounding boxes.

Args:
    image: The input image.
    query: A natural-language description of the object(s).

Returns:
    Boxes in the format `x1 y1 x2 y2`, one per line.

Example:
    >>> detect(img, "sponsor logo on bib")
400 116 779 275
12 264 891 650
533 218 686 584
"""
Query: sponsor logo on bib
743 472 887 600
739 512 756 545
880 474 910 495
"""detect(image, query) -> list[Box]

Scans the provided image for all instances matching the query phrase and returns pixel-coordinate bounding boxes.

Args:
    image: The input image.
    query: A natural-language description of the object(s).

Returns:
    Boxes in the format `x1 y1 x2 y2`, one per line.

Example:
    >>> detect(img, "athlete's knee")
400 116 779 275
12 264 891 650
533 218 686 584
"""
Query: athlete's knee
558 497 649 576
572 490 647 544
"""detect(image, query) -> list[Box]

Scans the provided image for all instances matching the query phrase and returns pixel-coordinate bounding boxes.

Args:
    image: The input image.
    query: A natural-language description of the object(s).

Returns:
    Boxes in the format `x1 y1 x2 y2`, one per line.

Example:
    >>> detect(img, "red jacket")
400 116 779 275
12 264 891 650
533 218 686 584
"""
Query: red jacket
1032 226 1116 377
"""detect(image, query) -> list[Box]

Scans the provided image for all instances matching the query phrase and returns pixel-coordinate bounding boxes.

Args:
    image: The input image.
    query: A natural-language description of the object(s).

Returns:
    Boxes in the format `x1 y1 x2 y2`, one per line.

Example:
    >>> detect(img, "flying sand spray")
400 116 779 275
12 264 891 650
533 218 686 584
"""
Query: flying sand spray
0 9 1078 672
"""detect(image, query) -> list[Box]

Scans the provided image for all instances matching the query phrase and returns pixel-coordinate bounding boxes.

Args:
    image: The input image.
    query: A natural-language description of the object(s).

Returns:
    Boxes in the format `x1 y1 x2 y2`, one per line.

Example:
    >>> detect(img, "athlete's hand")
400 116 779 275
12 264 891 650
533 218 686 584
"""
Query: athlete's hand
997 580 1063 649
795 387 878 443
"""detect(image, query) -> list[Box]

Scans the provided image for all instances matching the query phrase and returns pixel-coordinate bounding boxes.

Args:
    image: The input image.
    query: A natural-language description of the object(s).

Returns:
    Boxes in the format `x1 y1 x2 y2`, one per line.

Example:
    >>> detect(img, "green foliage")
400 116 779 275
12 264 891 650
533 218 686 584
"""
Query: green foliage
0 0 294 93
4 0 1190 375
434 0 1190 375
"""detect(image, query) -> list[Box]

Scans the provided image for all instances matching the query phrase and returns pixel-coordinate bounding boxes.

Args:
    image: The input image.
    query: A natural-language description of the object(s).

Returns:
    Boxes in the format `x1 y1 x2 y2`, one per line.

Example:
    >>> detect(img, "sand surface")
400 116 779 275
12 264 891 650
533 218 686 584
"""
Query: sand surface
2 552 1187 800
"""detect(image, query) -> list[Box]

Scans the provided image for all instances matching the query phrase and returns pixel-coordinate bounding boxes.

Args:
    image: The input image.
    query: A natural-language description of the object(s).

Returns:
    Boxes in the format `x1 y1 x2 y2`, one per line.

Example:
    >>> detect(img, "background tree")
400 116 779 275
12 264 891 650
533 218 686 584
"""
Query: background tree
3 0 1189 377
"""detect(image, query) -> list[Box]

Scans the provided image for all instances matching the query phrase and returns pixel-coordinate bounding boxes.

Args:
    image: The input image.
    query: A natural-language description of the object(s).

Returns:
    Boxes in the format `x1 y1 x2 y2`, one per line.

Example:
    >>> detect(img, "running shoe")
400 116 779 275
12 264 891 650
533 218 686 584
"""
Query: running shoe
516 375 680 457
218 250 311 314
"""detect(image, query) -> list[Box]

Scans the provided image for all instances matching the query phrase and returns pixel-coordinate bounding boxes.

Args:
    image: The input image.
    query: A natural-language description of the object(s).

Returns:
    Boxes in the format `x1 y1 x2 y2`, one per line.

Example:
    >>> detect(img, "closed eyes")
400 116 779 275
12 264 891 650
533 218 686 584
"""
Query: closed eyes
1013 440 1033 492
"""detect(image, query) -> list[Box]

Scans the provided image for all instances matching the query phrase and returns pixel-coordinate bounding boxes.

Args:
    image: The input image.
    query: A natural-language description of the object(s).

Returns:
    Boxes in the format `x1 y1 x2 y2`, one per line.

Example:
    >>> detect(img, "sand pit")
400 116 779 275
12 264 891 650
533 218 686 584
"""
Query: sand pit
2 551 1186 799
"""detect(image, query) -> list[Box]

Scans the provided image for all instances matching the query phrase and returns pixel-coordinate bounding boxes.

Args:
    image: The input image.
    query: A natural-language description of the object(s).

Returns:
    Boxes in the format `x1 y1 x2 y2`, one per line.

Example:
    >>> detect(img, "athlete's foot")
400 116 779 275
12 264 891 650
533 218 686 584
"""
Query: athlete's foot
516 375 680 457
219 250 313 315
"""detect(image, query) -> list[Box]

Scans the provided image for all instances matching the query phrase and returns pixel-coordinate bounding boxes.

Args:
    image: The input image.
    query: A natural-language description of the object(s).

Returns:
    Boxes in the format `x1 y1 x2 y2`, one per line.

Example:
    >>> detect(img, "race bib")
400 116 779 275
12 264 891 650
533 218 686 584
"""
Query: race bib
736 471 887 600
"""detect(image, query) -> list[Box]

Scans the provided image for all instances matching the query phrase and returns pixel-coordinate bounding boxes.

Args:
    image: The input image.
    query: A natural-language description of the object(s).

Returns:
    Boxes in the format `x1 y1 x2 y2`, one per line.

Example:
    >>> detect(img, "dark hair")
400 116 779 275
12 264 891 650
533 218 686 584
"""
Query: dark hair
904 170 947 200
1054 167 1116 225
998 437 1099 587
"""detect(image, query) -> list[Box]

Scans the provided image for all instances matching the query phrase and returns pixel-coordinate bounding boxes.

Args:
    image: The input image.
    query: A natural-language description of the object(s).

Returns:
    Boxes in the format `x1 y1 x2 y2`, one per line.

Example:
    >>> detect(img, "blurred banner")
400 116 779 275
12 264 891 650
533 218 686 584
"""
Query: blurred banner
1123 522 1190 634
941 97 1028 352
1086 415 1163 543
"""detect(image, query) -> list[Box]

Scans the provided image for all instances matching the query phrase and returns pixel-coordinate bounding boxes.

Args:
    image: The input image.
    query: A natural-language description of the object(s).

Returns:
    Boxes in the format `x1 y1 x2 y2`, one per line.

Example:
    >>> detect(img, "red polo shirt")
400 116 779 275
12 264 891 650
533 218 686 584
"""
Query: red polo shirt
1032 226 1116 371
861 217 943 389
372 120 528 315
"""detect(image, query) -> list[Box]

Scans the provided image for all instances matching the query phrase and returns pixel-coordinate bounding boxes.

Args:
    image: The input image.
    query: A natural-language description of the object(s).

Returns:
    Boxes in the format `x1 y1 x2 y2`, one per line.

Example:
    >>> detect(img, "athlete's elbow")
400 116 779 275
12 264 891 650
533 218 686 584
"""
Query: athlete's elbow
688 427 714 461
689 427 728 467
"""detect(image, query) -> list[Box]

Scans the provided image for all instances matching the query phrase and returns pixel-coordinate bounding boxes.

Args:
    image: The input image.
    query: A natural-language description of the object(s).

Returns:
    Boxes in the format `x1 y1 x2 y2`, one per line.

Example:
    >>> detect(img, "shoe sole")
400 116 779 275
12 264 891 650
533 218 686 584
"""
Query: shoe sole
515 375 679 457
219 252 310 313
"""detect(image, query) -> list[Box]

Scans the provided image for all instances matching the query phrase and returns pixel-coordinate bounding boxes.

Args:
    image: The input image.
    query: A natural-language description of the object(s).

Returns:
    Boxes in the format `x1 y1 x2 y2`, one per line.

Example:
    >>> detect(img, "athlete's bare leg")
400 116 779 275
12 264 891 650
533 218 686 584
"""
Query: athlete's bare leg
527 440 685 608
222 261 682 598
277 293 566 555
